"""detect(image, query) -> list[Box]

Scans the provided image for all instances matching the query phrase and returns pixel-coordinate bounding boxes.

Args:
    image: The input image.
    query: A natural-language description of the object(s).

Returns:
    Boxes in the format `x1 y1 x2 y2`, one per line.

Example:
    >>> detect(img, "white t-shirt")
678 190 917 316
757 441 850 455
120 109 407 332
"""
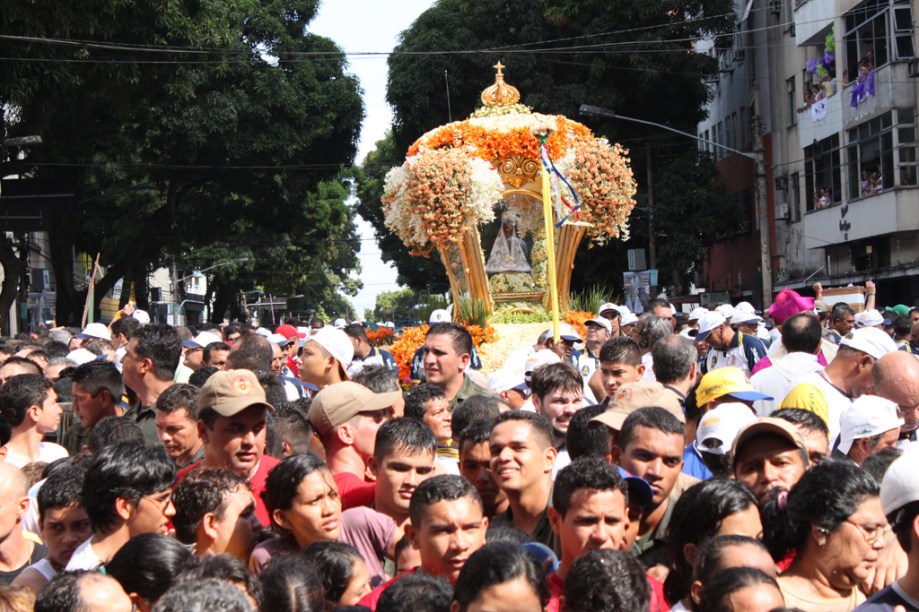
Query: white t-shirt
65 538 103 572
5 442 68 469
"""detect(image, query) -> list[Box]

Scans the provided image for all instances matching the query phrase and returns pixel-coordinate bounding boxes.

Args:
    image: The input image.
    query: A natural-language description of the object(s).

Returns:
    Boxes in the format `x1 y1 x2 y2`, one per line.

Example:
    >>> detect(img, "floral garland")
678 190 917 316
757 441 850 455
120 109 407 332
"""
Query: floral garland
365 326 393 347
385 108 635 251
560 138 637 244
382 148 502 255
563 310 596 340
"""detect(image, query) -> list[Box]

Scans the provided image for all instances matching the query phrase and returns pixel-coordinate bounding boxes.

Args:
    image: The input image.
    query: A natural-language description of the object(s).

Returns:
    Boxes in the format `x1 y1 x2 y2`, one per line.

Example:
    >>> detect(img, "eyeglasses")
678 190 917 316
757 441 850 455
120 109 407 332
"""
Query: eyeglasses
141 492 173 513
845 519 889 545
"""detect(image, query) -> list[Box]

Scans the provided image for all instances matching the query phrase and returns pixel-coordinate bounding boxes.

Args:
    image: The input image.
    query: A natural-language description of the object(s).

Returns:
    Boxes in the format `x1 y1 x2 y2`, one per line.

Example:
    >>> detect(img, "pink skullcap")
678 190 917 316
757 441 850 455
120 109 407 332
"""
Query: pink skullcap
768 289 814 325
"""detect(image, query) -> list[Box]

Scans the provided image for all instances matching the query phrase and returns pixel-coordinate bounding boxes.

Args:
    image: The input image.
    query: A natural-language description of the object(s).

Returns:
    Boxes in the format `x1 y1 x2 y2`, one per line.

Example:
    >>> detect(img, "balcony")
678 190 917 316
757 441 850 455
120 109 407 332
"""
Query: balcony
794 0 834 47
797 89 843 151
804 188 919 249
843 63 916 128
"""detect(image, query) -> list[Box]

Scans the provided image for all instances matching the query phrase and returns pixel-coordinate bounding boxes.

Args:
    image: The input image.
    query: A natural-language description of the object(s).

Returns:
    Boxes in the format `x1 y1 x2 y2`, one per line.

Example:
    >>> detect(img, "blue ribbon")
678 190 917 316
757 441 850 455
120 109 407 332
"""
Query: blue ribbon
539 142 581 228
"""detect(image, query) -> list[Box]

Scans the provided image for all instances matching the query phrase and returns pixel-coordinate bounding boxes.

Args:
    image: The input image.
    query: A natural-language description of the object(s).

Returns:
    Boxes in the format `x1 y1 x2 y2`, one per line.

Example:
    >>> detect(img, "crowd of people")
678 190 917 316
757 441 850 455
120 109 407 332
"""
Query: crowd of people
0 283 916 611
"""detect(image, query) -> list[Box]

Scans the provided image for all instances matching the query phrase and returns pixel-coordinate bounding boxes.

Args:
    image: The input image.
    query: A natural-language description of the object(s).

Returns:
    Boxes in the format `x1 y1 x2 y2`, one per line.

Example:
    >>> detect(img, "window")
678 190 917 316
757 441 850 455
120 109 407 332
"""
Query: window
739 106 749 149
804 134 842 212
790 172 801 221
847 111 892 199
893 3 915 60
787 77 797 127
845 0 889 80
725 115 733 153
896 107 917 186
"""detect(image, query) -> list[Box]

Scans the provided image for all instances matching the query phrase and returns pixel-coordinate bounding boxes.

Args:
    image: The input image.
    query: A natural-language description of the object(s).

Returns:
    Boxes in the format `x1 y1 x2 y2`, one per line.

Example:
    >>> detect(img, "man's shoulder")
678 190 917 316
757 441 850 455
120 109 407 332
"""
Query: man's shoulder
858 582 919 611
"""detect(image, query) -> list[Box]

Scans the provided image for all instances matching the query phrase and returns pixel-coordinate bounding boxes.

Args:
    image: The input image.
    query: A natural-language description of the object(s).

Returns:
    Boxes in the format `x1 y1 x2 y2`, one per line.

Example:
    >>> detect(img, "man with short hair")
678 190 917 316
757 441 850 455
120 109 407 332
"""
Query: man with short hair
488 411 558 551
12 464 91 594
204 341 231 370
544 323 582 365
588 337 645 405
0 357 42 385
66 443 175 570
613 407 685 568
750 313 824 416
695 311 768 375
782 326 898 442
352 365 405 418
109 316 140 371
64 360 124 455
172 468 260 561
827 303 856 344
176 369 278 526
598 302 623 337
307 381 400 509
874 351 919 447
36 570 133 612
457 419 508 519
298 327 354 390
225 334 272 372
274 323 306 378
0 374 66 468
155 383 205 468
369 418 438 533
652 335 698 409
359 474 487 609
345 323 398 378
266 401 312 458
648 298 674 328
577 317 611 404
731 417 809 504
836 395 903 466
183 332 223 373
422 322 493 409
0 463 46 585
859 451 919 609
121 324 183 447
403 383 457 472
530 362 585 476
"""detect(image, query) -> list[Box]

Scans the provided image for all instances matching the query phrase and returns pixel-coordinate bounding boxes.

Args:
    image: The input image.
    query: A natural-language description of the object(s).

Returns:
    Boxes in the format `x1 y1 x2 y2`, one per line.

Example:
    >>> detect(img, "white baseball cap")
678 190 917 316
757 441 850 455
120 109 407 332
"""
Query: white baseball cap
429 309 451 324
308 328 355 372
731 304 762 325
544 323 581 342
488 368 528 394
524 349 562 377
714 304 735 321
266 333 293 347
585 317 612 334
620 312 639 327
255 327 271 337
854 309 887 328
695 403 757 456
598 303 621 317
881 448 919 517
839 326 899 359
67 348 99 365
838 395 904 454
695 312 727 343
132 309 151 325
333 318 348 329
183 331 223 349
76 322 111 342
688 307 709 321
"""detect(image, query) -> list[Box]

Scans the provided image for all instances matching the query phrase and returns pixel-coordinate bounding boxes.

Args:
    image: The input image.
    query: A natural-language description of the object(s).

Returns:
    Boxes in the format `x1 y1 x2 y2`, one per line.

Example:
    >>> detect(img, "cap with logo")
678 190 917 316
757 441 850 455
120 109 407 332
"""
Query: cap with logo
585 317 612 334
839 326 899 359
76 322 111 342
694 312 727 343
132 310 151 325
695 403 757 456
696 367 773 406
307 381 402 435
731 417 807 461
598 303 621 317
198 369 275 417
837 395 904 454
429 309 451 324
589 381 685 432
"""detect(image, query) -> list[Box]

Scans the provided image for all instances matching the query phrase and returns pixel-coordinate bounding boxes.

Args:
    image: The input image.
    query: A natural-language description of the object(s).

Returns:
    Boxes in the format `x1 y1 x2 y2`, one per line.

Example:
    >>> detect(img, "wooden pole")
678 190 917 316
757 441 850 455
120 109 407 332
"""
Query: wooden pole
81 253 100 328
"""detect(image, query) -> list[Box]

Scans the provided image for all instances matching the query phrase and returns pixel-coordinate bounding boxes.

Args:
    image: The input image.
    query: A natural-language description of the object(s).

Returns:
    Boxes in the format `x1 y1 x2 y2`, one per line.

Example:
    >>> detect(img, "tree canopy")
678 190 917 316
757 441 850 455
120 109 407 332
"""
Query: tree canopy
358 0 743 296
1 0 363 326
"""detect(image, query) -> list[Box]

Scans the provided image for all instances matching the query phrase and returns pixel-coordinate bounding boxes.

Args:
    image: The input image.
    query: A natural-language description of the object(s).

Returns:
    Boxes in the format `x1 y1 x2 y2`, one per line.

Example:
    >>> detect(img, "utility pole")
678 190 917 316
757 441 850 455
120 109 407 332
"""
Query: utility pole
753 80 772 308
646 146 657 296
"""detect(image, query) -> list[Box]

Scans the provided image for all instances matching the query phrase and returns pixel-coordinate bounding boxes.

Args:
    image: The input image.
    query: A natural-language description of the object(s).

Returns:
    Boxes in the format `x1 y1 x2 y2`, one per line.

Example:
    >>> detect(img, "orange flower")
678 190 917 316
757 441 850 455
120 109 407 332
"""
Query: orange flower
563 311 595 340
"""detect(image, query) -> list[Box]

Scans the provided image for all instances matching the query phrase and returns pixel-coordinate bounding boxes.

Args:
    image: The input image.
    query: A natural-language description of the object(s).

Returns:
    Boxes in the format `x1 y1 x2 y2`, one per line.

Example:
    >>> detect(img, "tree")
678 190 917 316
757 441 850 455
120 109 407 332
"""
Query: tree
374 0 738 295
1 0 363 325
372 288 419 325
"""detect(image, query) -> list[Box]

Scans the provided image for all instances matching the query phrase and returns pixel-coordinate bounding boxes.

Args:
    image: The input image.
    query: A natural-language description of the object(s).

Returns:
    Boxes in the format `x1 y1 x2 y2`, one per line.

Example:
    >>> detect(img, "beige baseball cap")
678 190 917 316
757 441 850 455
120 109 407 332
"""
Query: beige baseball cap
197 369 275 417
308 381 402 435
590 381 685 432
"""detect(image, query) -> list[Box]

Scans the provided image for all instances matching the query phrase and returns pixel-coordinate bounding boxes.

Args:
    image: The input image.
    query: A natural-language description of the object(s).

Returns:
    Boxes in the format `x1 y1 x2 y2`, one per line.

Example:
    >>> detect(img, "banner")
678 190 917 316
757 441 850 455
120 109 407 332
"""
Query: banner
810 98 827 122
623 271 651 315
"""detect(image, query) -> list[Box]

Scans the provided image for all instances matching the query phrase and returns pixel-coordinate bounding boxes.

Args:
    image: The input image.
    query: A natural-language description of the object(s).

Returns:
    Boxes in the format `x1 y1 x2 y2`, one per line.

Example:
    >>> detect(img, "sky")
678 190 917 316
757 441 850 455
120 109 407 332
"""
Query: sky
310 1 435 318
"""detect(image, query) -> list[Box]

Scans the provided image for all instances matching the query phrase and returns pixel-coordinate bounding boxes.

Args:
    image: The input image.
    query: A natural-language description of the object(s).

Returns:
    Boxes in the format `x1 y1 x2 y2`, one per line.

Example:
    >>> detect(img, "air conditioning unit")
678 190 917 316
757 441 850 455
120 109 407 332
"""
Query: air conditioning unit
776 203 790 220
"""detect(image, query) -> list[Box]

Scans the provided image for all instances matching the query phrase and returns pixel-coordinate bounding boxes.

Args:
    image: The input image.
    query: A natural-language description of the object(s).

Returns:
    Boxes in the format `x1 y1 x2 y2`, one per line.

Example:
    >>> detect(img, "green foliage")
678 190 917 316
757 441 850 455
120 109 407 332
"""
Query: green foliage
373 288 419 325
569 284 614 314
1 0 364 324
491 309 549 324
377 0 736 299
456 296 489 327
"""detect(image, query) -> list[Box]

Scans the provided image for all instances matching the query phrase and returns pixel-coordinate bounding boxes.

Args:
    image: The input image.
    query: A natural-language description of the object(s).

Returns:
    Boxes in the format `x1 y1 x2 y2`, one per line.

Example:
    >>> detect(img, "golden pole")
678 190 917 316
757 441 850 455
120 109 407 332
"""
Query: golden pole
540 147 560 344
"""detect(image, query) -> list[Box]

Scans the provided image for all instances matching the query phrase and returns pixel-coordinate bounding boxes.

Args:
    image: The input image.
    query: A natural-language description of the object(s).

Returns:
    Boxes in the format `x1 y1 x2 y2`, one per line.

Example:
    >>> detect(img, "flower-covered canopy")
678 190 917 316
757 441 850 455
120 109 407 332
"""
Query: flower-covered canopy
382 63 637 312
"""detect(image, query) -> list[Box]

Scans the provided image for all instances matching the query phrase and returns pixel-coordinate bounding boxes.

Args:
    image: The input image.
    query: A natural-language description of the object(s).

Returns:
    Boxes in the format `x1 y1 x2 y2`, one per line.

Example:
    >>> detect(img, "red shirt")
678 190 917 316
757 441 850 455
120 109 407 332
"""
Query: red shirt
358 568 417 610
176 455 280 527
334 471 375 510
545 569 670 612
